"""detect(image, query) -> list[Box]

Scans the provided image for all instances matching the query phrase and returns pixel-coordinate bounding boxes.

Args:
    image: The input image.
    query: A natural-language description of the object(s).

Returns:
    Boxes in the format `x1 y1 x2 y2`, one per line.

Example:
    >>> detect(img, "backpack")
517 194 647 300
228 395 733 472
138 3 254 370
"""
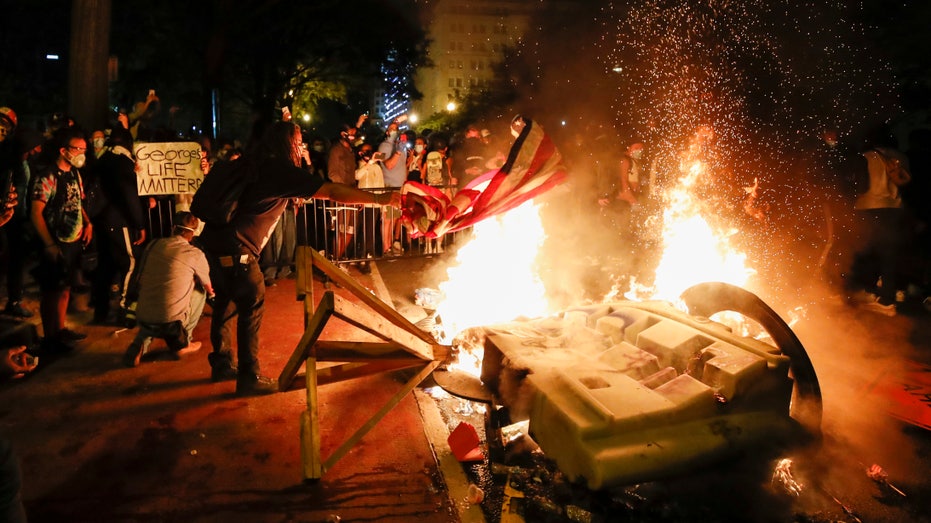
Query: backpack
425 151 444 186
875 147 911 187
190 158 254 225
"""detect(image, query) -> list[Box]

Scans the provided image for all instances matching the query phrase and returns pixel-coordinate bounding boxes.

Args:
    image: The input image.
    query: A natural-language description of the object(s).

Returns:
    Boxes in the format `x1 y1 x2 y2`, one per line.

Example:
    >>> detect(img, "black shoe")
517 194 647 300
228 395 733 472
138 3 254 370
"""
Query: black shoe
122 344 146 368
236 374 278 396
58 328 88 343
4 302 33 318
40 337 75 355
211 366 238 383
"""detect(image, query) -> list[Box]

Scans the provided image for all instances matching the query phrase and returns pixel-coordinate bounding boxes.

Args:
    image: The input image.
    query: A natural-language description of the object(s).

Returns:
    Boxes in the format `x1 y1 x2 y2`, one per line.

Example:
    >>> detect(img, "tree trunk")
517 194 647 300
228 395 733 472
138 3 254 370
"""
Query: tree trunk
68 0 111 131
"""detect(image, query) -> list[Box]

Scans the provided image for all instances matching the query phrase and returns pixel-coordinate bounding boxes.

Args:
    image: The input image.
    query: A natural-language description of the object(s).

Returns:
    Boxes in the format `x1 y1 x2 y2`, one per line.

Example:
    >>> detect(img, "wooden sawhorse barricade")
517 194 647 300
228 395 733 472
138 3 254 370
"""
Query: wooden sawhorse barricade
277 247 448 481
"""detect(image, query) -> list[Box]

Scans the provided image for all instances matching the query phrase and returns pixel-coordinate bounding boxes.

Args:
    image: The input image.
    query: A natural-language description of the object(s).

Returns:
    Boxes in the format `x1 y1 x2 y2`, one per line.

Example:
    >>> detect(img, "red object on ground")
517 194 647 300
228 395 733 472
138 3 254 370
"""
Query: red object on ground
448 422 484 462
865 359 931 430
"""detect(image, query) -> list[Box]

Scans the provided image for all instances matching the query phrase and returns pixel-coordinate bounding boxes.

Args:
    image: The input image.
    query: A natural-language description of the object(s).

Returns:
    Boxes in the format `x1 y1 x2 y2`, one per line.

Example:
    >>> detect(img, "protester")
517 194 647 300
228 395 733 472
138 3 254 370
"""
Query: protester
90 127 147 325
327 125 361 260
30 129 93 353
198 121 401 396
377 121 407 255
0 107 33 318
846 144 910 316
122 212 212 367
354 142 384 267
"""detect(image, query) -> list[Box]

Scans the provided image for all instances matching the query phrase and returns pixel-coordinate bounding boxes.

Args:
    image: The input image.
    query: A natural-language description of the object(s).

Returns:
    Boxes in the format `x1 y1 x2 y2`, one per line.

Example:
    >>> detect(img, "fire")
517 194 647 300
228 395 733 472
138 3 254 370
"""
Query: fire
430 143 760 376
435 200 551 341
628 159 755 303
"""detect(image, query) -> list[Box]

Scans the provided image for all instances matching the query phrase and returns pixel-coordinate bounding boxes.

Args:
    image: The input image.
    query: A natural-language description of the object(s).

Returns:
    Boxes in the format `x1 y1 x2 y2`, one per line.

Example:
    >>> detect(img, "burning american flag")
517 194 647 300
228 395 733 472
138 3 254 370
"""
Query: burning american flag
400 116 568 238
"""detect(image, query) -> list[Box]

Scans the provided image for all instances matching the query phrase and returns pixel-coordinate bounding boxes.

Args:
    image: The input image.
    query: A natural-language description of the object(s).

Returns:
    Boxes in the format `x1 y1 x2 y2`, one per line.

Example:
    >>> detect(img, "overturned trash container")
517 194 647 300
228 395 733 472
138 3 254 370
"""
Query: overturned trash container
476 282 821 490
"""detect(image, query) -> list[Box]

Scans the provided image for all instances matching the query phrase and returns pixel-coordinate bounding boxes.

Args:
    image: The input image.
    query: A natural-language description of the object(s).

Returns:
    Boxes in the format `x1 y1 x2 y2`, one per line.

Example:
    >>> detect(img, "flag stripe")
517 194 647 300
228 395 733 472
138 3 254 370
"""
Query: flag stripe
400 118 566 238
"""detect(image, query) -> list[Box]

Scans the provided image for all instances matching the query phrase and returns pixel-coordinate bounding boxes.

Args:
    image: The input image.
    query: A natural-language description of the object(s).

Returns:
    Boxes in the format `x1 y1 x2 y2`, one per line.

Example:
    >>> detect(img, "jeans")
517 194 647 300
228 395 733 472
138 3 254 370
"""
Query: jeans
126 288 207 353
848 207 905 303
207 255 265 376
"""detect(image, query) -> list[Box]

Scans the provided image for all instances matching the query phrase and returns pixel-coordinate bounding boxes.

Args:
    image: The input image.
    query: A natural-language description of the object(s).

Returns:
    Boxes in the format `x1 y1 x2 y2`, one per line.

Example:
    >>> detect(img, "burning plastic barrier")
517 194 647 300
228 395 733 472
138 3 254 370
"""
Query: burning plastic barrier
477 286 819 489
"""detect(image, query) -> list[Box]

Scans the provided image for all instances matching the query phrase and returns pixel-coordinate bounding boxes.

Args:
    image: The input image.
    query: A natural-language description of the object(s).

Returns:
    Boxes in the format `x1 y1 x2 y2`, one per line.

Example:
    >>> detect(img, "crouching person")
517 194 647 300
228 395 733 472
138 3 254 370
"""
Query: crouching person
123 212 213 367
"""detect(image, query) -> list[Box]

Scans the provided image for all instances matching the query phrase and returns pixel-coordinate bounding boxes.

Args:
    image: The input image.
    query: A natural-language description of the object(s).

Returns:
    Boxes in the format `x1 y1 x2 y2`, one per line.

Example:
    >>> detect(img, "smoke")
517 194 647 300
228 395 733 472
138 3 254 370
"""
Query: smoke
430 0 921 503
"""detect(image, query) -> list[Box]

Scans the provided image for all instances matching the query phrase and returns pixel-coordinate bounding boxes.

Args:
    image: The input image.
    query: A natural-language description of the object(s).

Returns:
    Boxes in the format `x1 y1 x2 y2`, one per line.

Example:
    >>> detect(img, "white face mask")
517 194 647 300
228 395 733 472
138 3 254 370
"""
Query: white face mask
388 130 398 139
414 144 424 153
629 149 643 159
93 137 106 149
69 153 86 169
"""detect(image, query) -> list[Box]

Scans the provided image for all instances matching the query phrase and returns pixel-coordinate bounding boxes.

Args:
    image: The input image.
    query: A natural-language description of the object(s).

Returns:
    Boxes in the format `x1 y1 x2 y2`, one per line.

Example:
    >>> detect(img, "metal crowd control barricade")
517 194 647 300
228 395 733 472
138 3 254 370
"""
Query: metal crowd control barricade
302 185 462 265
279 240 449 481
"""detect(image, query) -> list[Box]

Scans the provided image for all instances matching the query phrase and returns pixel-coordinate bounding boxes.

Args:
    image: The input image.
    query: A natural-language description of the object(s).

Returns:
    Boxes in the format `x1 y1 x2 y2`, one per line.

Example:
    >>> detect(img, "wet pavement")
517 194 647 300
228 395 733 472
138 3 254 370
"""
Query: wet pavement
1 253 929 522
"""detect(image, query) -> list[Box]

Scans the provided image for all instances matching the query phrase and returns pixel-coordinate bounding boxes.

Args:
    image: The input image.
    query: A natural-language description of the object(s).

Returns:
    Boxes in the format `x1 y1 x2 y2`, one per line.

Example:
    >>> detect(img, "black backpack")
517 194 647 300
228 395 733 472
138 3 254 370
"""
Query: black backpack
190 158 254 225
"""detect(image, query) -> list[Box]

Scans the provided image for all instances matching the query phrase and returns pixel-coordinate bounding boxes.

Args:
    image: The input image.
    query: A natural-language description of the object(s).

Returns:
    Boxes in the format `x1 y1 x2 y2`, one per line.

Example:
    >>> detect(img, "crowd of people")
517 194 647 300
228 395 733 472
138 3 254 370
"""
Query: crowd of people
0 94 515 397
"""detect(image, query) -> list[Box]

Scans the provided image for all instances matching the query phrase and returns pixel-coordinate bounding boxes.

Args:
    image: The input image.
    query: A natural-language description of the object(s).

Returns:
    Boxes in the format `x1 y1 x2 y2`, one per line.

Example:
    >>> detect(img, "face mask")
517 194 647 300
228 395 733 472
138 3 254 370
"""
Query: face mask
69 153 86 169
93 137 106 149
388 130 398 139
414 144 424 153
630 150 643 159
313 144 325 153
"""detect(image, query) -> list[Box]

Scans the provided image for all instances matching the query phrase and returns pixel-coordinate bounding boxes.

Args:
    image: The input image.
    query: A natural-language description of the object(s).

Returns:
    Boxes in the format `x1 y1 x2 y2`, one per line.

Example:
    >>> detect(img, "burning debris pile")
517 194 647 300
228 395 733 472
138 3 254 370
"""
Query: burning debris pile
475 294 812 489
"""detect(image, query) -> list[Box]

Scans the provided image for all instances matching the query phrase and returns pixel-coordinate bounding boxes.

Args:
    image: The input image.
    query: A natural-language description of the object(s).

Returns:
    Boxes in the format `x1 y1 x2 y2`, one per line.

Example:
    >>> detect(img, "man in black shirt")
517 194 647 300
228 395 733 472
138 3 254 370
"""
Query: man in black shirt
199 122 400 396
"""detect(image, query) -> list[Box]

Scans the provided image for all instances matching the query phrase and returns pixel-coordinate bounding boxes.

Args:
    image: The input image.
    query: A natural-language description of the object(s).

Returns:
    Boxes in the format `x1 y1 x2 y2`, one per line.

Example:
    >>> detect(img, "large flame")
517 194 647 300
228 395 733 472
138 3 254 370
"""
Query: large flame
434 200 551 341
433 164 757 339
628 158 755 303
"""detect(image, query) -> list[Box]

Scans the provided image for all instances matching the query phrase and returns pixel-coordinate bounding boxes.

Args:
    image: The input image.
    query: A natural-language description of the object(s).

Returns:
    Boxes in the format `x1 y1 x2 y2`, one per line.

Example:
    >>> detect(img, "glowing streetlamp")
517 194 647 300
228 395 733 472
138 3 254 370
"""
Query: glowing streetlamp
446 101 457 112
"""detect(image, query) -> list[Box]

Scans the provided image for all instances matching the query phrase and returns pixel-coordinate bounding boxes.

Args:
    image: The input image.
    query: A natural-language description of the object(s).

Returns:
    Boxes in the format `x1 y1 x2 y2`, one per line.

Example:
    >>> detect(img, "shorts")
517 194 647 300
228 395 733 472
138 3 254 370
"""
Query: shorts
34 241 84 292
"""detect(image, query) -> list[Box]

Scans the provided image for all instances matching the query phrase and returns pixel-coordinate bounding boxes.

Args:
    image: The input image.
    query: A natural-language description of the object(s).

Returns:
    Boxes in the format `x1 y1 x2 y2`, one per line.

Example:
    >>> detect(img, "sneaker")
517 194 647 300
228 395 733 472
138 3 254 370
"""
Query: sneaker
168 341 202 360
123 344 147 368
40 337 75 355
57 328 88 343
3 302 33 318
211 365 238 383
859 300 897 317
236 374 278 396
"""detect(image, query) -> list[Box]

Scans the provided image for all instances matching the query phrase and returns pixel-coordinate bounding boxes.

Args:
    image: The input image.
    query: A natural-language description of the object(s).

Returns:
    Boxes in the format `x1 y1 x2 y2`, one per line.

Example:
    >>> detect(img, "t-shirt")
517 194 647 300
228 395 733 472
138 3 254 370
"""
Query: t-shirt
136 235 211 324
31 166 85 244
378 137 408 188
327 143 356 186
200 158 324 257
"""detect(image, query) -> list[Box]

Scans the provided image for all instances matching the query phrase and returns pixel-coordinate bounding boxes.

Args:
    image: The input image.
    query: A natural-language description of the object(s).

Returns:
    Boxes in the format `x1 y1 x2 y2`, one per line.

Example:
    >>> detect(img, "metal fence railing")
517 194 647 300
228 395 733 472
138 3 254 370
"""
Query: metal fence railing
144 186 466 267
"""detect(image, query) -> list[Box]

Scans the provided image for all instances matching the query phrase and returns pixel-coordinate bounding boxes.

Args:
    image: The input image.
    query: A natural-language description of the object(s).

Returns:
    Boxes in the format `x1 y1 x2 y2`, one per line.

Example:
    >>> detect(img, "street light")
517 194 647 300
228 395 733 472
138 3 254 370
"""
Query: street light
446 101 457 112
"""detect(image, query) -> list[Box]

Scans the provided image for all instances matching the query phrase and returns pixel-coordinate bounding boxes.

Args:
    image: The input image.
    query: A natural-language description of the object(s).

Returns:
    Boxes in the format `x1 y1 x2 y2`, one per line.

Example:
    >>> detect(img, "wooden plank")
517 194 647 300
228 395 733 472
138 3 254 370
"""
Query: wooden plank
295 245 314 301
300 356 323 480
309 248 437 345
321 360 441 473
282 360 432 392
278 292 334 391
332 294 435 361
315 340 425 362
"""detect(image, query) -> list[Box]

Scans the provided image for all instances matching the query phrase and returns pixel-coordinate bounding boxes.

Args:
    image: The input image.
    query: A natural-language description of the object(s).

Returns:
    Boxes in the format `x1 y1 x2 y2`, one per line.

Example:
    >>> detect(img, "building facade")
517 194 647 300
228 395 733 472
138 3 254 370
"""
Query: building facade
412 0 535 119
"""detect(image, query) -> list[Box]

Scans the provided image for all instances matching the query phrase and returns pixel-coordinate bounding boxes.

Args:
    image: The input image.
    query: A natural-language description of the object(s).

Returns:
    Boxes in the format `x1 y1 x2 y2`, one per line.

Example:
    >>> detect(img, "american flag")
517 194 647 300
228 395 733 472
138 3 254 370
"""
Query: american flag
401 117 567 238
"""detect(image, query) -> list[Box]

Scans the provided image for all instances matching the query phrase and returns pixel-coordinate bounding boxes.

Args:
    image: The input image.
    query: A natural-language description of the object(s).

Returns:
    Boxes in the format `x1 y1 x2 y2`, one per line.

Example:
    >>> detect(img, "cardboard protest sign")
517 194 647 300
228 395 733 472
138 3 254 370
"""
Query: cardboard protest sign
134 142 204 196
